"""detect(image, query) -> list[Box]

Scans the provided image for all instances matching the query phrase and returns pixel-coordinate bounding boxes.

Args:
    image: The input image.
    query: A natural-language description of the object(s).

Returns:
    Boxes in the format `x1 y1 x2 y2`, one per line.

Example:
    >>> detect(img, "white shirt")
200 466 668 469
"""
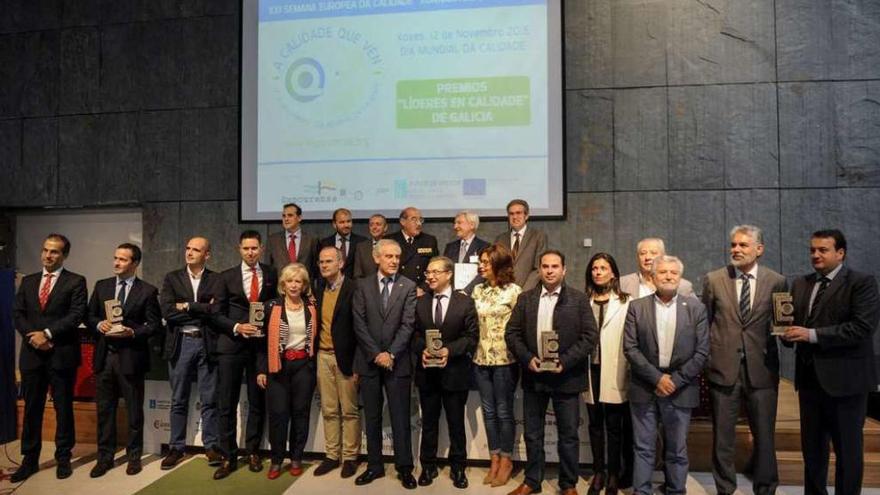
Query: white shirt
654 294 678 368
536 285 561 357
285 306 307 350
509 225 528 250
735 264 759 311
432 286 453 325
40 266 64 296
286 228 301 257
241 262 263 300
335 233 350 250
187 266 204 301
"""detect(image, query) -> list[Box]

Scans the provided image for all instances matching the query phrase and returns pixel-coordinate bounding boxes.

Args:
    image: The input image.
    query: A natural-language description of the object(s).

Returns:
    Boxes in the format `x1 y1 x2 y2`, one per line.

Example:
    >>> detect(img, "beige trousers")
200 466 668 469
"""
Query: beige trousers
316 350 361 461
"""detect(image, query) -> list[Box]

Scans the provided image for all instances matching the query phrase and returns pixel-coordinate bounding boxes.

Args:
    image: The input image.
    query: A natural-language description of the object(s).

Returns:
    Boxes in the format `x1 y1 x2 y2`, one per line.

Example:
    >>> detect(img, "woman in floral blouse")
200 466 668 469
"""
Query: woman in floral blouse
471 244 521 487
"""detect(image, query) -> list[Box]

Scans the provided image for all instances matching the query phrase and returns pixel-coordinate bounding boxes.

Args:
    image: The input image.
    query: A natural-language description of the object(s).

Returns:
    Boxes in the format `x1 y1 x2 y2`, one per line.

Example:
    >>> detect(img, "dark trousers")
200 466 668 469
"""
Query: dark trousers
167 334 218 451
267 358 316 464
360 369 413 473
20 366 76 464
709 362 778 495
631 399 691 495
799 365 868 495
586 365 627 476
522 388 581 491
95 352 145 462
216 351 266 461
418 381 468 469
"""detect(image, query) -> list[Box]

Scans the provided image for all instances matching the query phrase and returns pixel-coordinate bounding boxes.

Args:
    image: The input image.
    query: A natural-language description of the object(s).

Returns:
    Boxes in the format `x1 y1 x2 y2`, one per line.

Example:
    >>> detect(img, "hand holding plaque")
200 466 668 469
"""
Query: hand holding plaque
539 331 560 371
771 292 794 336
249 301 266 337
423 329 445 368
104 299 128 335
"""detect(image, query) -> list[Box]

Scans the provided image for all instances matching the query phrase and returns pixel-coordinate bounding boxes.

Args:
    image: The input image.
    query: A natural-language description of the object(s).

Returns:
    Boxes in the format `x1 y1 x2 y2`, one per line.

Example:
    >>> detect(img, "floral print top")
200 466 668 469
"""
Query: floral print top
472 282 522 366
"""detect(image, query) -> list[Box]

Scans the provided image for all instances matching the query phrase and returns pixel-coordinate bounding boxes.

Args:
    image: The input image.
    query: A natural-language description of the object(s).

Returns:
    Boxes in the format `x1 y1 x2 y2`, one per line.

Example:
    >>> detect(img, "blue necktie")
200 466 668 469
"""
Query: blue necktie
118 280 128 307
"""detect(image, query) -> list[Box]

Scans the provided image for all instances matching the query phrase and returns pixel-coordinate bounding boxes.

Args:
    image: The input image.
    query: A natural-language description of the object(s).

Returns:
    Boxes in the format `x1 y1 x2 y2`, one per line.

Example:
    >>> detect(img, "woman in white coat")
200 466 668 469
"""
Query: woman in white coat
583 253 632 495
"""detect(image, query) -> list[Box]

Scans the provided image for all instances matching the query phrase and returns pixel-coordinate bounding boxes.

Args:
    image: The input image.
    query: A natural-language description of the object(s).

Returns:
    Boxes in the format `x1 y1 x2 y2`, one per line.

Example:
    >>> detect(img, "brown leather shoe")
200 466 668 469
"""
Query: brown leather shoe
507 483 537 495
161 449 185 470
248 453 263 472
561 489 579 495
126 459 142 475
484 454 500 484
492 456 514 487
213 461 237 480
205 447 223 467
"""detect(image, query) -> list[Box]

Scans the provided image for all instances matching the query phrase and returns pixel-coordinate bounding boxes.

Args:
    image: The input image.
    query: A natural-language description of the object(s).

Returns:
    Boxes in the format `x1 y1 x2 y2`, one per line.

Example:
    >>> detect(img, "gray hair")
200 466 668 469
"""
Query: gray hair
729 224 764 245
428 256 454 273
637 237 666 254
373 238 401 257
651 255 684 275
455 210 480 231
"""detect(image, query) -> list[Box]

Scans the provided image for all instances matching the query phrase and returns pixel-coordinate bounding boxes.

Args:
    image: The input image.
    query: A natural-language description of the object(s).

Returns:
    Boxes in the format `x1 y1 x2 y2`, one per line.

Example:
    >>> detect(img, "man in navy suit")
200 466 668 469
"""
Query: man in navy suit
211 230 278 479
351 239 418 489
318 208 366 279
624 255 709 495
781 229 880 495
12 234 87 482
86 243 161 477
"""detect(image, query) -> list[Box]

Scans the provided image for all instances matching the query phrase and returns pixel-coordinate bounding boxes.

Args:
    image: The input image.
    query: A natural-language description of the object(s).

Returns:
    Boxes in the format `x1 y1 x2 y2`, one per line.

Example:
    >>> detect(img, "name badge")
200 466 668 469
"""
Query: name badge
469 255 479 263
417 247 433 254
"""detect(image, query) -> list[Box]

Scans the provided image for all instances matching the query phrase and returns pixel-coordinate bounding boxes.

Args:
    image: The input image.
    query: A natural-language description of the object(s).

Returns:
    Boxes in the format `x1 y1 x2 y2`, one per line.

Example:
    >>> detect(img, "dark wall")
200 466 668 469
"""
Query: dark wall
2 0 879 377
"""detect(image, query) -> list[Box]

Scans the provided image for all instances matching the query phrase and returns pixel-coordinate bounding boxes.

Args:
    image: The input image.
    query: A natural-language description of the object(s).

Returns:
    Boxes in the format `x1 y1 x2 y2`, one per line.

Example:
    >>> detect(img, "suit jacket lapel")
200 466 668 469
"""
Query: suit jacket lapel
124 278 142 311
670 297 688 363
647 298 659 350
811 266 847 321
723 265 743 324
384 276 406 319
603 296 623 330
751 265 772 324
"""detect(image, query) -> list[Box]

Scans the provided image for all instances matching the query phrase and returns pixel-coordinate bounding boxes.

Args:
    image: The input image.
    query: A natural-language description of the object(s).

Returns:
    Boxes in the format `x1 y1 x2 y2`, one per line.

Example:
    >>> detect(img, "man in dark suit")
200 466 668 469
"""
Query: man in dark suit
318 208 366 279
781 229 880 495
267 202 319 276
351 239 418 489
387 206 438 297
702 225 787 495
624 255 709 495
412 256 478 489
312 246 361 478
12 233 87 482
86 243 161 477
159 236 223 469
353 213 388 278
211 230 279 479
443 210 490 294
505 249 597 495
495 199 547 291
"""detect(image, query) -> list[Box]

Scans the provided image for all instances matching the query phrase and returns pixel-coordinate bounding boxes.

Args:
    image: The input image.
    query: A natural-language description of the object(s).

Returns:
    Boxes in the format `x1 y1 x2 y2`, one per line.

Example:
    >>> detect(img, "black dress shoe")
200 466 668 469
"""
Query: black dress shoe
355 468 385 485
605 473 619 495
10 463 37 483
341 460 358 478
418 465 438 486
314 458 340 476
213 461 237 480
126 459 142 475
56 460 73 479
247 453 263 472
398 471 418 490
451 467 468 489
588 471 606 495
162 449 185 470
205 447 223 467
90 460 114 478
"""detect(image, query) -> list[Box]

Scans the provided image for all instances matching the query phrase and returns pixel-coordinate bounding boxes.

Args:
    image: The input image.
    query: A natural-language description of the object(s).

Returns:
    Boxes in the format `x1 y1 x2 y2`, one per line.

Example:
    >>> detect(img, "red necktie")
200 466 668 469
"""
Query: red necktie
249 267 259 302
39 273 53 310
288 234 297 262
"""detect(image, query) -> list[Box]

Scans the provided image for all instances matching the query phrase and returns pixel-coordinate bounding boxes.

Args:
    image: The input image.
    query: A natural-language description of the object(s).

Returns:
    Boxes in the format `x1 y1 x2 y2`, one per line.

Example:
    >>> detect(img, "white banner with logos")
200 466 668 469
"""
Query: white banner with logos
143 380 593 462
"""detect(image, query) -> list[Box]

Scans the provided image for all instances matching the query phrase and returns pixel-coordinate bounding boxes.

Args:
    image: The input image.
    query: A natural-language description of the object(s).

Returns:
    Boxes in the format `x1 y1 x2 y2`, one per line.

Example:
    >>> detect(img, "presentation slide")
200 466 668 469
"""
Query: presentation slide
240 0 563 221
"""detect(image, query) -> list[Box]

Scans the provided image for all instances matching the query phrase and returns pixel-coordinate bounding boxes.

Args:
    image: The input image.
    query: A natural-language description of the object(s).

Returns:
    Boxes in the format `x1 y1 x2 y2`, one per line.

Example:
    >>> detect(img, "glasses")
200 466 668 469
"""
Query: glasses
405 217 424 224
424 269 450 276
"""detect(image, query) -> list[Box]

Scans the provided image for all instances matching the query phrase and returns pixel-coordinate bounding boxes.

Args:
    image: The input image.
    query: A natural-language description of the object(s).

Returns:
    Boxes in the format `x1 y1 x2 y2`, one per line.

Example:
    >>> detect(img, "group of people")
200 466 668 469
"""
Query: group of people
11 198 878 495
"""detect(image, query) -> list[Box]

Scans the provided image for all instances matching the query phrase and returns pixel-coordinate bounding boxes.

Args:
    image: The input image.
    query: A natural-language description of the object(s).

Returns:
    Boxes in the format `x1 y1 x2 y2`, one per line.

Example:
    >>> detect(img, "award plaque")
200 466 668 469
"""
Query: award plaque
539 331 560 371
103 299 126 334
424 329 444 368
249 301 266 337
771 292 795 335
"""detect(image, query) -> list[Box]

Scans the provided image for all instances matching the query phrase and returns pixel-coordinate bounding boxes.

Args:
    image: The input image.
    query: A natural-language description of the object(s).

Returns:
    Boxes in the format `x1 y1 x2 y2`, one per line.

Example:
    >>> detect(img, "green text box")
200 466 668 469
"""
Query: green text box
396 76 531 128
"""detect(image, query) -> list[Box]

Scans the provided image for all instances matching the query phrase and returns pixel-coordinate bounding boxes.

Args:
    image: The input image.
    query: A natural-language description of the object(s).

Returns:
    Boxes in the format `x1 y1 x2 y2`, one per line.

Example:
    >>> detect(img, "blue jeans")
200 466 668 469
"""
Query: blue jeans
631 399 692 495
168 334 218 451
474 364 518 456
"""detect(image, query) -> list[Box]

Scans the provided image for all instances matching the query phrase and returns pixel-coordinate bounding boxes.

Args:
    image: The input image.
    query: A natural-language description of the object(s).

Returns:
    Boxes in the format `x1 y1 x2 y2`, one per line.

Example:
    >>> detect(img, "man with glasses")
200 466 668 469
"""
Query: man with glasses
388 207 438 297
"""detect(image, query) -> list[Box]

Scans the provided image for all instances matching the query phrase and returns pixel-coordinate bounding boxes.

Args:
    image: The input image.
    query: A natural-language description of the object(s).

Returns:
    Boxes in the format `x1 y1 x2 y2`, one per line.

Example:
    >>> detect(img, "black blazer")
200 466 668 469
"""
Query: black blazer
412 290 478 391
505 284 597 394
314 277 358 376
442 236 490 264
87 277 161 375
387 231 439 292
789 266 880 396
212 263 278 355
160 267 221 362
14 269 88 371
319 233 367 278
